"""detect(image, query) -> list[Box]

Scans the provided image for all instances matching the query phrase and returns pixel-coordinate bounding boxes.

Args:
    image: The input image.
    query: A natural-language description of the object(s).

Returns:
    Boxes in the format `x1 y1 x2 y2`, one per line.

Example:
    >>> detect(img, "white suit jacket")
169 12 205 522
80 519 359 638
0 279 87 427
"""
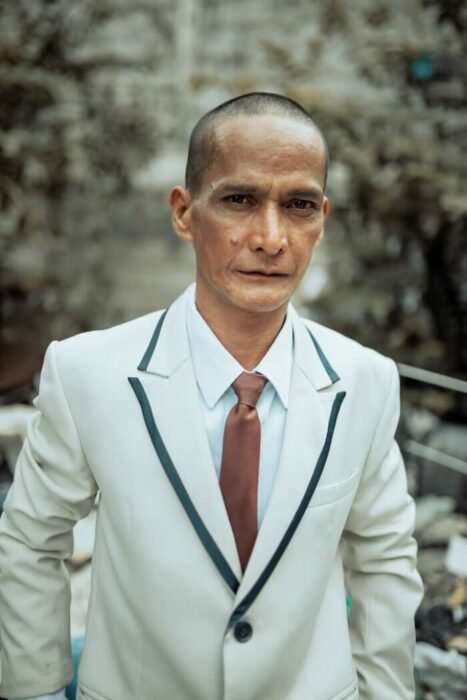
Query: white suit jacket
0 285 423 700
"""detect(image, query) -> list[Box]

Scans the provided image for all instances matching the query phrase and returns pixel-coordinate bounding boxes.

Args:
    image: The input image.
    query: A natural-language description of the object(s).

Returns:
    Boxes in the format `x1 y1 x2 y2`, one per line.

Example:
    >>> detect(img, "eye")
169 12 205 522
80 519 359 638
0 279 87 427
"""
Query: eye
288 199 316 210
225 194 249 204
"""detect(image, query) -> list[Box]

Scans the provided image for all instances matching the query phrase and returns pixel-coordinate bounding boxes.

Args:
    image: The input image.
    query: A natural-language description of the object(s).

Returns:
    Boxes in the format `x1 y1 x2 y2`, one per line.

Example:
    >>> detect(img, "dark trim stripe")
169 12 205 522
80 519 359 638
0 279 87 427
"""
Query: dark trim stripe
128 376 240 595
227 390 346 630
137 309 168 371
305 326 340 384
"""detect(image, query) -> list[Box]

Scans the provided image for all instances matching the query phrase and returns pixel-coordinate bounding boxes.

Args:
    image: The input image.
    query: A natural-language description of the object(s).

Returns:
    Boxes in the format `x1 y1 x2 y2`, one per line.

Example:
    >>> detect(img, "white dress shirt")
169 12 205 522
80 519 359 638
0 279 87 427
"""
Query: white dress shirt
186 288 293 526
19 292 293 700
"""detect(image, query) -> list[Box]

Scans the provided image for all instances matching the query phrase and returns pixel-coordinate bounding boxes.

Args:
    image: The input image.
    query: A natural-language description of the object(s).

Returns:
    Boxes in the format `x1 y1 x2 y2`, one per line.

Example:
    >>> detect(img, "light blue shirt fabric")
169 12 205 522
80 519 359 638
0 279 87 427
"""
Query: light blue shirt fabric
186 288 293 527
18 291 293 700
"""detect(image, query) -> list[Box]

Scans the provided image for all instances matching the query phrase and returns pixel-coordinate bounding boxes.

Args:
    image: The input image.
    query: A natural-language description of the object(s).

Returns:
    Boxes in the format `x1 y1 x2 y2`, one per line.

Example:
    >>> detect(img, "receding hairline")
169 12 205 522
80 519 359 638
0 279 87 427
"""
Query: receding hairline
212 111 325 148
185 93 329 195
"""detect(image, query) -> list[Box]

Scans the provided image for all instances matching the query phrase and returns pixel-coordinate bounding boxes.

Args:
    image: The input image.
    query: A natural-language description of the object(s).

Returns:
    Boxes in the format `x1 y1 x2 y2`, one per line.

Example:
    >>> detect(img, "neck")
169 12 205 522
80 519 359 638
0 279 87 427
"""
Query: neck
195 291 287 371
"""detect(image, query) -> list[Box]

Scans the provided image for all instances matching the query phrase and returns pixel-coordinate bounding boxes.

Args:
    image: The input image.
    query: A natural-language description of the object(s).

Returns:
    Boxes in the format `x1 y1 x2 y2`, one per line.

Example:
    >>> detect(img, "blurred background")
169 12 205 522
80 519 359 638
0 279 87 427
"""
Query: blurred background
0 1 466 698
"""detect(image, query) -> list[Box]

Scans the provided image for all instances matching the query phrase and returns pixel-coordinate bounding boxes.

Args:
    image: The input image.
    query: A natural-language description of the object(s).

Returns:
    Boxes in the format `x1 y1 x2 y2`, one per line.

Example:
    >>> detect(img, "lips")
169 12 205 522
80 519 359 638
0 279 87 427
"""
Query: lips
236 270 288 277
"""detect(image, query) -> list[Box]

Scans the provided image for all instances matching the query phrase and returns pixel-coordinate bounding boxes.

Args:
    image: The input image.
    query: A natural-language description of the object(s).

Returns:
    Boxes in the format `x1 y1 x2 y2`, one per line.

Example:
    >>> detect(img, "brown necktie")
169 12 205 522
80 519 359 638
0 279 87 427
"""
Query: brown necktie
219 372 268 572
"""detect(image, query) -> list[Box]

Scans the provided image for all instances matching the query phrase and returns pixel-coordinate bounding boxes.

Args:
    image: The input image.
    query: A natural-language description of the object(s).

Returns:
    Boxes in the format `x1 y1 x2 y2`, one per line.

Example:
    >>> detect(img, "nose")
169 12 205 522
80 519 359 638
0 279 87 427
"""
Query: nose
249 204 287 256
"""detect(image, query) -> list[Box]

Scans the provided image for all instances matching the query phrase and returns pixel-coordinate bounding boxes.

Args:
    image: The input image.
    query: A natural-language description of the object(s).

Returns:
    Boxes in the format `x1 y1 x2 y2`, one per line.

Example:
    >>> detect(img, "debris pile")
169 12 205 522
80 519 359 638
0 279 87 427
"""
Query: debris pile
414 496 467 699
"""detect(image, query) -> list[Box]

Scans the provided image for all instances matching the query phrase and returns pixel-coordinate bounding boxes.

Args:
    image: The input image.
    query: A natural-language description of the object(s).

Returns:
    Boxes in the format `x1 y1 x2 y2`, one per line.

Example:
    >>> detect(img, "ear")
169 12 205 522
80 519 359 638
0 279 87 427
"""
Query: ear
316 196 330 246
168 186 193 243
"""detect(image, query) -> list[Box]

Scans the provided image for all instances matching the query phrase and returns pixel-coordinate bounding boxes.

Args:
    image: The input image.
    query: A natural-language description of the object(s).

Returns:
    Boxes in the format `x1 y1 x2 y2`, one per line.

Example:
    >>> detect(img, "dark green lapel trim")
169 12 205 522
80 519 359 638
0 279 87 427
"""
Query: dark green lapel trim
305 326 340 384
128 376 240 595
227 390 346 630
137 309 168 371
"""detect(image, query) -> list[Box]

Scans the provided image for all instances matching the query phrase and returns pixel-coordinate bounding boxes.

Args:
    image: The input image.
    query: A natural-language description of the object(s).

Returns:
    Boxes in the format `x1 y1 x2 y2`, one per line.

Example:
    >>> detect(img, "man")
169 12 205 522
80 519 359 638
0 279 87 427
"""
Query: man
0 92 423 700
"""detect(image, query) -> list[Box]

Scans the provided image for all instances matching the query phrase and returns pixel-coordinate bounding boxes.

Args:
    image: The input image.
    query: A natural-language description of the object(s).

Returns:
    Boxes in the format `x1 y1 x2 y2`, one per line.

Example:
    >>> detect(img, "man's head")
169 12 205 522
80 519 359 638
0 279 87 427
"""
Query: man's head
169 92 330 319
185 92 329 196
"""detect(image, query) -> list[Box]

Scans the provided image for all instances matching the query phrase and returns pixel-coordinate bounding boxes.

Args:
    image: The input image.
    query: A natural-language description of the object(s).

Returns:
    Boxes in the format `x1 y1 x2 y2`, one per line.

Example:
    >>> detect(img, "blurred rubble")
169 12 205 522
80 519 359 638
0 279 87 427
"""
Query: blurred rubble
415 495 456 532
415 642 467 700
415 494 467 699
416 604 467 651
446 536 467 579
418 514 467 549
0 404 35 473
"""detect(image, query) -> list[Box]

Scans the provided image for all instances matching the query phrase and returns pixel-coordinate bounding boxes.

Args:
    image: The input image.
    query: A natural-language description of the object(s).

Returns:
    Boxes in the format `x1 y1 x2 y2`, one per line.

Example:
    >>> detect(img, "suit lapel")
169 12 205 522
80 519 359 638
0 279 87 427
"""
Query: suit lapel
128 287 242 594
229 308 346 626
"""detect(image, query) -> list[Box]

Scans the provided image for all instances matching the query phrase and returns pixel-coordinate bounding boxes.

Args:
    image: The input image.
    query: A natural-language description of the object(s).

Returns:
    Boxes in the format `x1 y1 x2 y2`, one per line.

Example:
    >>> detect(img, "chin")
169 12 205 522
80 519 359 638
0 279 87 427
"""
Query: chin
227 288 290 314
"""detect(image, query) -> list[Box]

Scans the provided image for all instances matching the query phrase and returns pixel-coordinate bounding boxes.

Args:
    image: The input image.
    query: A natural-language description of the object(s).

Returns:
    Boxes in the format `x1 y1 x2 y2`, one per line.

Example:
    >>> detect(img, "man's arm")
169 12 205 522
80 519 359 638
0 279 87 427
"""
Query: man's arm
341 359 424 700
0 341 98 699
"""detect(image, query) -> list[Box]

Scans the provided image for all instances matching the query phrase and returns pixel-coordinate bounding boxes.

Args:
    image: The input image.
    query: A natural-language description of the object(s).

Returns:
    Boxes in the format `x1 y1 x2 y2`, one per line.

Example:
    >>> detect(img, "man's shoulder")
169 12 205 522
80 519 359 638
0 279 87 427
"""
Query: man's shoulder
53 307 167 373
300 316 397 392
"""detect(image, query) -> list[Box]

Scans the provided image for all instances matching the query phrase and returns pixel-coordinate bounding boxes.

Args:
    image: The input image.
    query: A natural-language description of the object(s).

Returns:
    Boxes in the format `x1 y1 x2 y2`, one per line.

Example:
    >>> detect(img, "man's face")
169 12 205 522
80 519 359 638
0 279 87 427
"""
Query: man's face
170 114 329 316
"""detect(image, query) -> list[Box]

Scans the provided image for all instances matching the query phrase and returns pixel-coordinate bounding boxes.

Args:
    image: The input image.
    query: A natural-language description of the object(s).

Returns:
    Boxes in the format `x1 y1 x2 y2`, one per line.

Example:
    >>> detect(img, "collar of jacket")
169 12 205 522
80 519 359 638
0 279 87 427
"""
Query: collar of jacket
137 283 340 392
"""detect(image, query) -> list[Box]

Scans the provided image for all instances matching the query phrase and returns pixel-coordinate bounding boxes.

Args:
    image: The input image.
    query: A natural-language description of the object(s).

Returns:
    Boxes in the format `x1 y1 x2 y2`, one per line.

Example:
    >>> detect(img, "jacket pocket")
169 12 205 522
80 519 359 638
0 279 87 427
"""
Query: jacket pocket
307 469 360 508
329 676 358 699
77 682 110 700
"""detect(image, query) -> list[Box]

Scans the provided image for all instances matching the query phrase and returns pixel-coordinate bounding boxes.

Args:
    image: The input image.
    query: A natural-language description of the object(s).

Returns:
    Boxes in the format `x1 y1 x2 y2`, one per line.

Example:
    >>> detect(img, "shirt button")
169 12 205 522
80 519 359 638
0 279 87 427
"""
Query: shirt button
234 621 253 643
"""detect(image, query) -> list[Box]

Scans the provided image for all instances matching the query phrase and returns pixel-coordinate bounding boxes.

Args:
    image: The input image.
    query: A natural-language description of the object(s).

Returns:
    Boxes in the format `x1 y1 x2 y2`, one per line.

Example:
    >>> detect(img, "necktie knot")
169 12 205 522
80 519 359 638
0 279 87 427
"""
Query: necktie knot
232 372 268 409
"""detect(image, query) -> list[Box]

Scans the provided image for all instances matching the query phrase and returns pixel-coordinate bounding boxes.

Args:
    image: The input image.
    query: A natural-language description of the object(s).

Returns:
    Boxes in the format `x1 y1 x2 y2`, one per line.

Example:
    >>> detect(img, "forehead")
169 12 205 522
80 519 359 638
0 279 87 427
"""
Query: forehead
204 114 326 190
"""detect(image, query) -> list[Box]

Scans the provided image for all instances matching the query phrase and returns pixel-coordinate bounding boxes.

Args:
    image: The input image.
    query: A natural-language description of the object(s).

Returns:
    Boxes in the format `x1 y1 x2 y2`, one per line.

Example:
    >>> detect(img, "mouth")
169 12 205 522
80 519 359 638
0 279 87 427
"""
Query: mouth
236 270 289 278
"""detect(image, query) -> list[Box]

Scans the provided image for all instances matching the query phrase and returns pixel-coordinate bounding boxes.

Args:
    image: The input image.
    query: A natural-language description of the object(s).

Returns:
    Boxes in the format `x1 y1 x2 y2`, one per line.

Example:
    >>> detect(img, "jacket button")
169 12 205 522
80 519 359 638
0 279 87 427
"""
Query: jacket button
234 621 253 642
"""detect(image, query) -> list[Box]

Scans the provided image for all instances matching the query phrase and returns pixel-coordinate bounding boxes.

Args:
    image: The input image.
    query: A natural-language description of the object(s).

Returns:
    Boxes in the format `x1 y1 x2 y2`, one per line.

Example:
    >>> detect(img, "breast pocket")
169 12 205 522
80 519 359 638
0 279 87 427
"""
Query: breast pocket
77 683 110 700
307 468 360 508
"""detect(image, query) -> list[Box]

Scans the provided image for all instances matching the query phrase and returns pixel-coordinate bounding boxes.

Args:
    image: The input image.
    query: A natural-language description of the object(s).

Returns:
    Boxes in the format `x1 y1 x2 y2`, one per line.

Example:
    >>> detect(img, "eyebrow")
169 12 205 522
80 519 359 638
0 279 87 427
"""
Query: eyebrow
212 183 323 200
213 183 261 196
285 188 323 200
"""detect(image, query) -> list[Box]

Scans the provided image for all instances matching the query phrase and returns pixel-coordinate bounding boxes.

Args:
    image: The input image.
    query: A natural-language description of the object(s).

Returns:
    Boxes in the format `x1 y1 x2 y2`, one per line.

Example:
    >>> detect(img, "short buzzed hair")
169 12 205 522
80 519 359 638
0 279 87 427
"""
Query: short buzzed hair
185 92 329 196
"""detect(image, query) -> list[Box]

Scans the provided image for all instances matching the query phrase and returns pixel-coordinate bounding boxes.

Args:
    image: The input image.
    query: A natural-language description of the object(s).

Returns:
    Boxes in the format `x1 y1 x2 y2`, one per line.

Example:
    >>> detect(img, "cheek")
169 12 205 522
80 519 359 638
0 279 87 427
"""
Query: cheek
291 231 321 266
203 209 248 248
202 218 244 258
195 231 233 275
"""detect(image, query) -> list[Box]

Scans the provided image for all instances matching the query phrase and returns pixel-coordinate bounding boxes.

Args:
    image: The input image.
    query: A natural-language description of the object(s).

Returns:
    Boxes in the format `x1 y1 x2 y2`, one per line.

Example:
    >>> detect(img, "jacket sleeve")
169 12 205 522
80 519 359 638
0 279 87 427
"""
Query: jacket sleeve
11 690 66 700
341 359 424 700
0 341 98 699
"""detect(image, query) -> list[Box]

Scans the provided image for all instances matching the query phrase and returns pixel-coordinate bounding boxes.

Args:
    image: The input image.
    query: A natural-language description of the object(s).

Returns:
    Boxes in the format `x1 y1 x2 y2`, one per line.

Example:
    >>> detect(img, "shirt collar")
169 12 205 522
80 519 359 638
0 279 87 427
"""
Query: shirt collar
186 286 293 410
